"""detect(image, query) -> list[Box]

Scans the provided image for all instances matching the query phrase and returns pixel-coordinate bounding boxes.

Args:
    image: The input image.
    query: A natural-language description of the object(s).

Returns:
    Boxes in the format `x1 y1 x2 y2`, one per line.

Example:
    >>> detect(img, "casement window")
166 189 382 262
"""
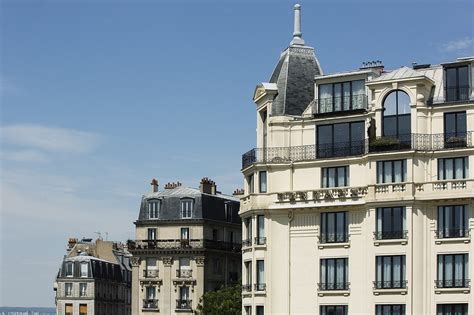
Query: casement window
375 207 406 240
245 217 252 244
181 228 189 240
320 305 348 315
245 261 252 288
438 157 468 180
248 174 254 194
65 283 73 296
445 65 469 102
145 258 157 278
65 262 74 277
178 258 191 278
244 306 252 315
382 90 411 139
320 211 348 243
444 112 467 147
256 260 265 291
322 166 349 188
79 283 87 297
318 79 365 113
375 255 406 289
376 160 406 183
148 200 160 219
178 286 190 309
181 199 193 219
79 304 87 315
147 228 156 240
437 304 468 315
146 286 156 300
437 254 469 288
438 205 469 238
256 306 264 315
259 171 267 193
256 215 265 245
317 121 365 158
319 258 349 290
376 305 405 315
225 202 233 222
65 304 73 315
80 262 88 277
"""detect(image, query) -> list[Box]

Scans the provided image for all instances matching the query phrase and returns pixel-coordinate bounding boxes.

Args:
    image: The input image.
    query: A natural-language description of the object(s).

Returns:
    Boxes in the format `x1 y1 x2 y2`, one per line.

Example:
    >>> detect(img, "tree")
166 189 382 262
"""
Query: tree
195 283 242 315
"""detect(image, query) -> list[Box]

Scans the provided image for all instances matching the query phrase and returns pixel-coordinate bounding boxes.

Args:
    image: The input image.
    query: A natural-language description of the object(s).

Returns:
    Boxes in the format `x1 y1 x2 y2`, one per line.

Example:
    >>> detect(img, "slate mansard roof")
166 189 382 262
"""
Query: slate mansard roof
137 185 240 224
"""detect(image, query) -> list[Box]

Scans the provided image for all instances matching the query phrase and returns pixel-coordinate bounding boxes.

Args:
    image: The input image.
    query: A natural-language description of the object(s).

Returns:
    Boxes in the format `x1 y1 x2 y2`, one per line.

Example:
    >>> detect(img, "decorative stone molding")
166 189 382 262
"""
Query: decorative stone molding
162 257 173 267
195 256 205 266
131 256 141 267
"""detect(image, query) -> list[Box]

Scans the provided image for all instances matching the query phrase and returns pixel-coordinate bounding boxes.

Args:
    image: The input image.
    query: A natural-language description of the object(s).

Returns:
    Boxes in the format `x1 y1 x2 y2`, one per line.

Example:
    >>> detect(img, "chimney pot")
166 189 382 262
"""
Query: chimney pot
150 178 159 193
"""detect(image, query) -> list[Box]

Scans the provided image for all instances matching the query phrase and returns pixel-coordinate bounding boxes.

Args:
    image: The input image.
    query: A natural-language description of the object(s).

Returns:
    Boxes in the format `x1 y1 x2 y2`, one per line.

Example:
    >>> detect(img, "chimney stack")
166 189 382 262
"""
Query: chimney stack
200 177 216 195
150 178 159 193
233 188 244 196
164 181 182 189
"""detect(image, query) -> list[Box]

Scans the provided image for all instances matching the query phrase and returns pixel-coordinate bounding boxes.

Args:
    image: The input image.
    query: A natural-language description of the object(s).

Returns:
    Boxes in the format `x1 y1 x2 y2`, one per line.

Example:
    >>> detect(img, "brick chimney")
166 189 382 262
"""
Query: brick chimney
164 181 182 189
200 177 216 195
150 178 159 193
233 188 244 196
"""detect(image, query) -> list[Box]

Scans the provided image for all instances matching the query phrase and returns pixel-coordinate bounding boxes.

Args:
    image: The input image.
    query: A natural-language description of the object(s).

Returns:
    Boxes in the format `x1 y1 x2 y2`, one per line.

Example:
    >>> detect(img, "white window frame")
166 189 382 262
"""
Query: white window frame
148 199 161 219
79 283 87 297
181 199 193 219
80 262 88 278
65 262 74 277
65 282 73 296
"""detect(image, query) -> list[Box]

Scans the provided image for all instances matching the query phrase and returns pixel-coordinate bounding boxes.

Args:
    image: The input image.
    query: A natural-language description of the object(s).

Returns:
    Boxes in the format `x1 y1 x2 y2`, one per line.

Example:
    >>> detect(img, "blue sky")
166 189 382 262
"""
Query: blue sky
1 0 473 307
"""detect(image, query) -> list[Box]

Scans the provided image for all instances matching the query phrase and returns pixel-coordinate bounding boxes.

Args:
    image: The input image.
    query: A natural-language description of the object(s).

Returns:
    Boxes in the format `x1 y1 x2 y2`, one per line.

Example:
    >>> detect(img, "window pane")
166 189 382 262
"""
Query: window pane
454 158 465 179
384 92 397 116
445 113 456 134
384 162 393 183
398 115 411 135
383 116 397 137
350 122 364 141
343 82 351 110
259 171 267 193
397 91 411 115
319 84 333 113
337 167 346 186
334 123 350 144
394 161 403 182
456 112 467 133
318 125 333 145
328 168 336 187
334 84 342 111
445 159 454 179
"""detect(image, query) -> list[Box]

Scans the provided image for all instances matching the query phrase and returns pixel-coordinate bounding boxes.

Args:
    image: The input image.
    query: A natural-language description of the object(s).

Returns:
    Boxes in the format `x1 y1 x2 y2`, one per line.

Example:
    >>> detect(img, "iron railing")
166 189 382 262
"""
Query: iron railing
435 229 470 239
373 280 408 289
445 86 470 102
128 239 241 252
318 233 349 244
176 299 192 310
143 299 158 309
143 269 159 278
254 237 266 245
373 230 408 240
242 284 252 292
435 279 470 288
318 282 350 291
176 269 192 278
314 94 368 114
242 239 252 247
254 283 266 291
242 131 473 169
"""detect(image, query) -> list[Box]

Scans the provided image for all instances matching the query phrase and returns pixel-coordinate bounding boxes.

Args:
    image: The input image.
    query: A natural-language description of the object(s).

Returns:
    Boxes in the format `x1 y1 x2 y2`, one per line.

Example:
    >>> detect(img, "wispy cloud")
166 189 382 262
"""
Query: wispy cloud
0 149 49 163
1 124 102 154
441 37 474 52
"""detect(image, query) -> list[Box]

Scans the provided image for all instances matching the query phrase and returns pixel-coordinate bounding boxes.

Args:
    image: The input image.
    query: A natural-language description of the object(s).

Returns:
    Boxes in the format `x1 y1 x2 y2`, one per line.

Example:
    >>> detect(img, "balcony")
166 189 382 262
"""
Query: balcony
318 282 350 291
128 239 241 252
312 94 368 115
176 269 193 279
176 299 192 310
143 269 159 279
242 132 473 169
435 229 470 239
373 230 408 240
373 280 408 289
435 279 470 289
254 237 266 246
242 239 252 248
143 299 158 310
319 233 349 244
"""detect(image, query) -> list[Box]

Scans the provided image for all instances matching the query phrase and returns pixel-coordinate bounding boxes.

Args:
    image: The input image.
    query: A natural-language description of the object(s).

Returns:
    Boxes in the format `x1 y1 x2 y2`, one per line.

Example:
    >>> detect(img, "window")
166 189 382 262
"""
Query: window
245 261 252 289
79 304 87 315
322 166 349 188
65 262 74 277
178 287 190 309
245 306 252 315
65 304 73 315
261 109 267 150
317 121 365 158
376 305 405 315
65 283 73 296
225 203 233 222
375 255 406 289
319 258 349 290
244 217 252 246
320 212 348 243
80 262 88 277
437 304 468 315
438 205 469 238
256 306 264 315
181 199 193 219
256 215 265 245
444 112 467 147
438 157 468 180
382 90 411 140
147 228 156 240
375 207 406 240
229 231 234 244
180 227 190 247
259 171 267 193
320 305 348 315
256 260 265 291
377 160 406 183
145 286 156 302
148 200 160 219
178 258 191 278
318 79 365 113
248 174 254 193
145 258 157 278
437 254 469 288
79 283 87 297
445 65 469 101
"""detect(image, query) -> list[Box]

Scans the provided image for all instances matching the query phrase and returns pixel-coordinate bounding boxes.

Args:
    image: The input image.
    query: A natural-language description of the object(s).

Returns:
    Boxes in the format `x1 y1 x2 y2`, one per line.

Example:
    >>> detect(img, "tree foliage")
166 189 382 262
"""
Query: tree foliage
195 283 242 315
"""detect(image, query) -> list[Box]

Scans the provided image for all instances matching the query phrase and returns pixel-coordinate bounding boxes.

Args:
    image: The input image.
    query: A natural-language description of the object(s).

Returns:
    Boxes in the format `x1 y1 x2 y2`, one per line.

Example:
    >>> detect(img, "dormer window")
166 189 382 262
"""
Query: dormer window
445 65 469 102
148 200 160 219
65 262 74 277
80 262 89 277
317 80 365 114
181 199 193 219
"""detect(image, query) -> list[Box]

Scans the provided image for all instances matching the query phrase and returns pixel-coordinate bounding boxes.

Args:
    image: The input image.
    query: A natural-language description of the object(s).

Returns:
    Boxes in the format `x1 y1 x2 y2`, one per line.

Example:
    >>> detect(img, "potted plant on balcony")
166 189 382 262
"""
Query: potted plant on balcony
369 137 401 152
445 135 466 148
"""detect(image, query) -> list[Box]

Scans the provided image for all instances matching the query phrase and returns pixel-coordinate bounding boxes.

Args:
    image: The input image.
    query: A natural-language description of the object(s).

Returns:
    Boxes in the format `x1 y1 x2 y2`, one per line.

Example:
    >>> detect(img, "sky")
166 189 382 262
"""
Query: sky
1 0 473 307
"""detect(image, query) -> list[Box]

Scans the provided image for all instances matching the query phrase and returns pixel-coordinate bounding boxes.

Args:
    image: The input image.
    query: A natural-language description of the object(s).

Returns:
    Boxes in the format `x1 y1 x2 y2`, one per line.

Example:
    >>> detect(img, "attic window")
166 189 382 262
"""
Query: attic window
181 199 193 219
65 262 74 277
148 199 161 219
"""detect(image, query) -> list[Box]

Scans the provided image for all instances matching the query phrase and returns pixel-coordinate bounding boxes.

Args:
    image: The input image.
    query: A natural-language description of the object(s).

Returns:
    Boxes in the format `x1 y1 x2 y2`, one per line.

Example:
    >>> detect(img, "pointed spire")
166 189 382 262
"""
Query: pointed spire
290 4 305 46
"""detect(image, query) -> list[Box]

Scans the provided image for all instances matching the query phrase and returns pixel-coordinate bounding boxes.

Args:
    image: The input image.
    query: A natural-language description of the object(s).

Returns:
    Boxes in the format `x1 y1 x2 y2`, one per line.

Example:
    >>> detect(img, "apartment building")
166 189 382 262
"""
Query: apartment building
128 178 241 314
54 238 132 315
240 4 473 315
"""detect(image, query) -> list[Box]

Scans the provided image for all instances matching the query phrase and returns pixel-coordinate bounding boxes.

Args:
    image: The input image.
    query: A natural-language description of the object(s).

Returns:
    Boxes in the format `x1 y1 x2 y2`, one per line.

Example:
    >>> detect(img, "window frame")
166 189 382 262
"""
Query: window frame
437 205 469 238
79 283 87 297
320 211 349 243
375 207 406 239
65 282 73 296
318 79 366 113
375 304 405 315
320 305 348 315
382 89 411 138
321 166 349 188
147 228 157 240
147 199 161 220
375 255 406 289
438 157 468 180
65 262 74 277
444 65 469 102
80 262 89 278
437 253 469 287
376 159 407 183
437 304 468 315
180 199 194 219
258 171 267 193
320 258 349 290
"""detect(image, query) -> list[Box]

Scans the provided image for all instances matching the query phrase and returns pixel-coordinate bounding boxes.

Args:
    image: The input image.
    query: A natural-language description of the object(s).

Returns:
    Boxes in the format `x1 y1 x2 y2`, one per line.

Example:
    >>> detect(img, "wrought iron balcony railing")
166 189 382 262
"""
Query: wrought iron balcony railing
318 233 349 244
176 269 193 279
435 229 470 239
318 282 350 291
143 269 159 278
242 131 473 169
254 237 266 245
445 86 471 102
176 299 192 310
373 280 408 289
313 94 368 115
242 284 252 292
373 230 408 240
143 299 158 309
254 283 266 291
242 239 252 247
435 279 470 288
128 239 241 252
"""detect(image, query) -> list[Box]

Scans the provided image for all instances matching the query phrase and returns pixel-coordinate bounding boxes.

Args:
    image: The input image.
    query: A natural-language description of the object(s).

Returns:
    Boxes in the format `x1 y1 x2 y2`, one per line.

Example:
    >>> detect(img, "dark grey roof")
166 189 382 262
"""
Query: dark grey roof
269 45 323 116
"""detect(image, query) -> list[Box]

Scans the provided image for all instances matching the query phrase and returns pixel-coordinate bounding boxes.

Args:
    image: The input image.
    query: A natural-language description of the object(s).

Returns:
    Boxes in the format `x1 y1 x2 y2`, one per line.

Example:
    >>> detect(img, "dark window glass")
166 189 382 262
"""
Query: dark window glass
322 166 349 188
376 207 406 240
437 304 468 315
256 306 264 315
445 66 469 101
248 174 254 193
444 112 467 147
147 228 156 240
438 205 469 238
321 212 348 243
376 160 407 183
259 171 267 193
320 258 349 290
317 121 365 158
376 305 406 315
320 305 348 315
383 90 411 138
437 254 469 288
375 255 406 289
318 80 366 113
438 157 468 180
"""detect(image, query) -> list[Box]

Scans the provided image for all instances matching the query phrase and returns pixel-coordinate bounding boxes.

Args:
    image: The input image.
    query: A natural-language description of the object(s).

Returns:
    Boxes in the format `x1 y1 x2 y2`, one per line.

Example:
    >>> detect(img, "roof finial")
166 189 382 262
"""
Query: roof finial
291 4 305 46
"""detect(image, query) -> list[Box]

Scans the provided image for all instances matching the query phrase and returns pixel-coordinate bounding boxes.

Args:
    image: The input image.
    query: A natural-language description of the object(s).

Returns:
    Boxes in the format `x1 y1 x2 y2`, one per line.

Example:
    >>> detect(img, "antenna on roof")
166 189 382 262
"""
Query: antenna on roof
290 4 305 46
94 231 103 240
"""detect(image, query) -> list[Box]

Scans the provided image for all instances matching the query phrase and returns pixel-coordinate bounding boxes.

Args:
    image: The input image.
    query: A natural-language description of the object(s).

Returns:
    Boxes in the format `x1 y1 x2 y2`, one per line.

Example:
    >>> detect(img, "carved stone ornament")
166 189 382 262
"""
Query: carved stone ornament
195 256 205 266
162 257 173 266
130 256 141 267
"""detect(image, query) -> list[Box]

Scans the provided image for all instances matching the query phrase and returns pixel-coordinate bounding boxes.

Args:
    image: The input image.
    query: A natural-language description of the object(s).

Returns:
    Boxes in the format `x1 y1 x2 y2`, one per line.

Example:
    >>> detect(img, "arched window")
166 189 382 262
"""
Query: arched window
383 90 411 138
